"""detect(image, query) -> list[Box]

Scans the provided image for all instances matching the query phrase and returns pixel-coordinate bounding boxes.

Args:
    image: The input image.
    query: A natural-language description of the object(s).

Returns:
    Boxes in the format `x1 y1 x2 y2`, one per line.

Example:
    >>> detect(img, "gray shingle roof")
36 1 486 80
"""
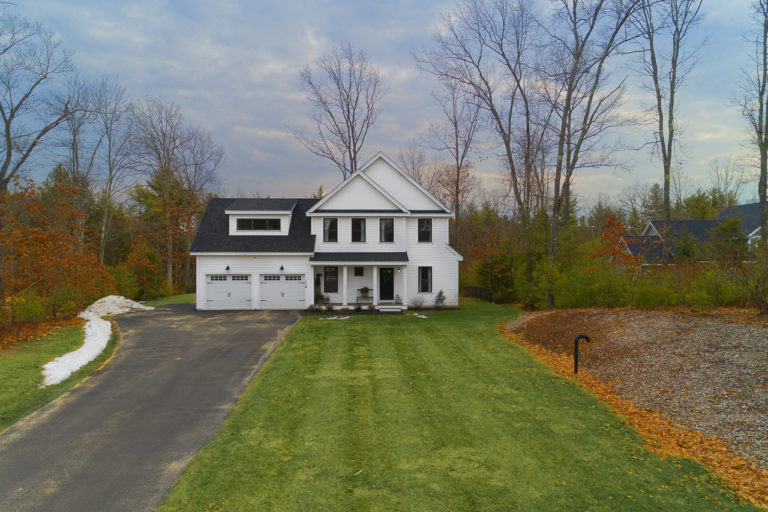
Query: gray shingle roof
715 202 762 234
622 235 667 263
648 220 717 245
226 198 298 211
309 252 409 263
190 198 319 253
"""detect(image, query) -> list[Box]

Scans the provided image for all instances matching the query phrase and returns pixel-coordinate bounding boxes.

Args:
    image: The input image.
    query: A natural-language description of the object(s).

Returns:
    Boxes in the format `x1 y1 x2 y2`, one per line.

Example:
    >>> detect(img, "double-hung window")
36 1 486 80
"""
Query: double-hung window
323 218 338 242
351 218 366 242
418 218 432 242
418 267 432 293
379 218 394 242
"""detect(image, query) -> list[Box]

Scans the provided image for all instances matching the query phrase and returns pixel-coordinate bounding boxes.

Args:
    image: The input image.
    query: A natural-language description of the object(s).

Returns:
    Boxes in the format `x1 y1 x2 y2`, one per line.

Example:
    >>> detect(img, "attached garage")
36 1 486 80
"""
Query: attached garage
260 274 306 309
205 274 252 309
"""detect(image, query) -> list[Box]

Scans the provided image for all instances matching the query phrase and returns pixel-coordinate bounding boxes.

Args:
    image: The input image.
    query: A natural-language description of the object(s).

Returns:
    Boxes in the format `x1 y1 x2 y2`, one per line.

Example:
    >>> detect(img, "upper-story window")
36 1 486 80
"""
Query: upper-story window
352 218 366 242
237 218 280 231
418 218 432 242
380 218 394 242
323 218 338 242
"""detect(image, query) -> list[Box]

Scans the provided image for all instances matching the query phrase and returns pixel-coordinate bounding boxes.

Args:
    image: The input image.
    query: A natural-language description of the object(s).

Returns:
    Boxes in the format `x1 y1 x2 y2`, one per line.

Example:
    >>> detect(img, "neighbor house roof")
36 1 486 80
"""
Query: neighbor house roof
647 219 717 246
190 198 319 253
715 202 762 235
621 235 667 264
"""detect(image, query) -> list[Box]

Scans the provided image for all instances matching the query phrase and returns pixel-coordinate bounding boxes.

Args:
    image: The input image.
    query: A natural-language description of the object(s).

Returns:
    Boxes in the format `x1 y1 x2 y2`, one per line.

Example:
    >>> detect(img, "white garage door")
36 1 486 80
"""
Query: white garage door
205 274 252 309
260 274 306 309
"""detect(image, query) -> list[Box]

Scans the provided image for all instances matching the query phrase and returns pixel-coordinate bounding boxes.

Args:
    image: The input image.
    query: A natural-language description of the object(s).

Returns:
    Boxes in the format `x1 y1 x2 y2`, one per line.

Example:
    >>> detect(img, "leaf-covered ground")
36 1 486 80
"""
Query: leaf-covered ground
159 301 756 511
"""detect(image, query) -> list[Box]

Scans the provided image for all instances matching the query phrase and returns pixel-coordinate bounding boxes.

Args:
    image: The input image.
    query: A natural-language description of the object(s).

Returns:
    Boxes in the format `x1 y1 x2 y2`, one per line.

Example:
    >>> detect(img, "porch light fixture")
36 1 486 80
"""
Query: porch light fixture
280 265 284 271
225 265 230 271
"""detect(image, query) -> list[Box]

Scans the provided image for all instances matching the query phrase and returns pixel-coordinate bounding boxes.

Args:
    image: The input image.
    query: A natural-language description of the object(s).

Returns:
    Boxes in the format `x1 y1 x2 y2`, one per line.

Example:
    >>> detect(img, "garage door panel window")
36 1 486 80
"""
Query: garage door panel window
285 275 303 281
208 275 227 282
324 267 338 293
232 275 250 281
263 275 280 281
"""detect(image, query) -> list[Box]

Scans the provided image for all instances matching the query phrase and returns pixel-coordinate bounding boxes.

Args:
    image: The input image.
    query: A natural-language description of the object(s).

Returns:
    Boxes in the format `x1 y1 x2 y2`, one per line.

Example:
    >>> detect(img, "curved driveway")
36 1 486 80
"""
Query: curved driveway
0 305 298 512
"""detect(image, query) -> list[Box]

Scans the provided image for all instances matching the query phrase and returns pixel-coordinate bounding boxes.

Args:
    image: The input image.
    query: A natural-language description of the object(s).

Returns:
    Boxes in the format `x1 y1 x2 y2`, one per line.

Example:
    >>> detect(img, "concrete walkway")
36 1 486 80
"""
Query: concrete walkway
0 305 297 512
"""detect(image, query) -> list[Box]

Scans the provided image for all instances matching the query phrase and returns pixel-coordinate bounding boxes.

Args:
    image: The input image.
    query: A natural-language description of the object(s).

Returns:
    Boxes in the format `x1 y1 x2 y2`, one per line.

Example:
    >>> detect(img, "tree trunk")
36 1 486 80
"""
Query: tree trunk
760 143 768 254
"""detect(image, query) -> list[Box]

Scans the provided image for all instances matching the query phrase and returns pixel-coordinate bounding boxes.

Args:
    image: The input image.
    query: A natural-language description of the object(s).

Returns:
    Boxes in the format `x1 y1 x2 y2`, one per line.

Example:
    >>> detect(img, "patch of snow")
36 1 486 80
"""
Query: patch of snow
40 296 154 387
338 316 350 320
409 313 428 319
83 295 154 317
320 316 338 321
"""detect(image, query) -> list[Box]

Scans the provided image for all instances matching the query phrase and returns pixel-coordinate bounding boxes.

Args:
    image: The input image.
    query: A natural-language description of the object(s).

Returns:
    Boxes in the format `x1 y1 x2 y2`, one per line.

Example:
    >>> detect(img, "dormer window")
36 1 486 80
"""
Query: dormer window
237 218 281 231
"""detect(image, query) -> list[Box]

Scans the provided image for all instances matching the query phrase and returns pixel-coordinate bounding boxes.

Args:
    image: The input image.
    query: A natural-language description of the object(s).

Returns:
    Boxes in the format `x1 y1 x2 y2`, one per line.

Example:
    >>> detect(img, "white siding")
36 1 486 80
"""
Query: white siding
363 157 445 211
404 217 460 307
312 216 407 252
319 174 400 210
196 255 312 310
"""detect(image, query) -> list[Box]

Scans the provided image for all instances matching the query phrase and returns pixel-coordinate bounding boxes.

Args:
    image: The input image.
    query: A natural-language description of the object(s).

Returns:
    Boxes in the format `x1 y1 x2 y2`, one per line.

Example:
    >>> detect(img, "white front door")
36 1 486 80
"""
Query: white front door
206 274 252 309
260 274 306 309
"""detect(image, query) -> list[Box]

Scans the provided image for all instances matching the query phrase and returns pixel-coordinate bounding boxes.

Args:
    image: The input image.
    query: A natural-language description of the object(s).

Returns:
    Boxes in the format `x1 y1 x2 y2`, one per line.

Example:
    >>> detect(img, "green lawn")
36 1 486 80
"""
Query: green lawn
0 326 118 432
159 301 754 511
145 293 196 307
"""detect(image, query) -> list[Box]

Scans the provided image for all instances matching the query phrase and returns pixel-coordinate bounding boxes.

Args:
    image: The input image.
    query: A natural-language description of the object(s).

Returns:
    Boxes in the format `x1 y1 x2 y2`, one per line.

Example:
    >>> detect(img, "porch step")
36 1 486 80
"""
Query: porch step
376 304 408 315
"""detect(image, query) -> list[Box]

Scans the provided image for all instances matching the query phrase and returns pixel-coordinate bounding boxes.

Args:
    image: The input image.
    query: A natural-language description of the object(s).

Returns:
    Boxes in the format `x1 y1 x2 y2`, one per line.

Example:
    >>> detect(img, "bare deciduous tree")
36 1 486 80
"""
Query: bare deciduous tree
429 80 481 249
293 42 386 179
177 127 223 290
634 0 703 254
131 97 188 290
0 12 76 193
95 77 136 264
543 0 640 306
739 0 768 252
710 157 749 204
418 0 554 284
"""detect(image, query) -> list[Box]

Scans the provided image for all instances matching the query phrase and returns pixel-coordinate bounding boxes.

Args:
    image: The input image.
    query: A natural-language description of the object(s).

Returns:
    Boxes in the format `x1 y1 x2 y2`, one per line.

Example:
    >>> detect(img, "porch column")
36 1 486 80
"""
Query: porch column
401 265 408 305
372 265 378 306
342 265 348 306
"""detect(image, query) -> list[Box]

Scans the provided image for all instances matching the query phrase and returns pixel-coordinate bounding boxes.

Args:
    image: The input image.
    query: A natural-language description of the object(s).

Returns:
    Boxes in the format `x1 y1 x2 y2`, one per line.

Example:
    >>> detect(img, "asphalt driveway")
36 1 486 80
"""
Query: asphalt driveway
0 304 298 512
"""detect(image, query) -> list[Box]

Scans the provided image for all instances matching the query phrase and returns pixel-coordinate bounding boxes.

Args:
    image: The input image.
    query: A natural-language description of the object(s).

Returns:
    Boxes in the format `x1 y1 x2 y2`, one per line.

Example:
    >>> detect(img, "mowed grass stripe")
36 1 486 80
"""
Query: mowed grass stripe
159 302 757 512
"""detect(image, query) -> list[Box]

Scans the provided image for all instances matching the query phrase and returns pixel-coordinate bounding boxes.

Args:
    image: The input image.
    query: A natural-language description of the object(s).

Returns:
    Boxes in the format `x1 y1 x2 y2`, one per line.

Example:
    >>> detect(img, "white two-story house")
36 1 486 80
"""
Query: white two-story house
190 152 462 310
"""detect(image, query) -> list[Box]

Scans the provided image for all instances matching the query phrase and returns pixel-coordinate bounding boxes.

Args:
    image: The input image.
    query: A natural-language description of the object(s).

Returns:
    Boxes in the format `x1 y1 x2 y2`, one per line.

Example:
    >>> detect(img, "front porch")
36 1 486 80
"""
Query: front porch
310 254 410 308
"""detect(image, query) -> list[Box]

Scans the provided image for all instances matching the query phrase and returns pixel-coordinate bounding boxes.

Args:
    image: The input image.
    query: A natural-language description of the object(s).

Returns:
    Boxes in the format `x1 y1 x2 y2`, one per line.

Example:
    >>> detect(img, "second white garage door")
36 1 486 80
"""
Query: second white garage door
260 274 306 309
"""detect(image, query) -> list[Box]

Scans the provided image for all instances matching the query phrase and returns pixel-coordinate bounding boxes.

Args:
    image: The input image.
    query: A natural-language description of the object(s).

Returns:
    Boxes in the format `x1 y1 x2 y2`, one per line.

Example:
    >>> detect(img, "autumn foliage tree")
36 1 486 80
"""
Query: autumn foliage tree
588 216 643 269
0 178 113 325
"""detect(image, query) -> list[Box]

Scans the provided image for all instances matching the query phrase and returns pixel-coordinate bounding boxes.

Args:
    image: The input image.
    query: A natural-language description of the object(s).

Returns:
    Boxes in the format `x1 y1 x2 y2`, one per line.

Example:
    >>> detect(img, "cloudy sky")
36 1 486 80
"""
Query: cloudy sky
15 0 758 205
